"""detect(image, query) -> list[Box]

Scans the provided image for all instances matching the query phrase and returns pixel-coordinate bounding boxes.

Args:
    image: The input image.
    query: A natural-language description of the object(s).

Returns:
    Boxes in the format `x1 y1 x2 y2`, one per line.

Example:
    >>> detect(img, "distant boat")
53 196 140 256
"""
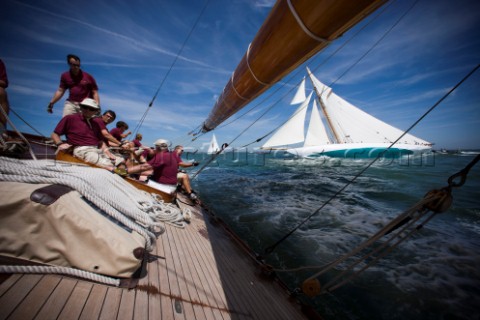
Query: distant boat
261 67 432 159
207 133 220 154
434 148 449 154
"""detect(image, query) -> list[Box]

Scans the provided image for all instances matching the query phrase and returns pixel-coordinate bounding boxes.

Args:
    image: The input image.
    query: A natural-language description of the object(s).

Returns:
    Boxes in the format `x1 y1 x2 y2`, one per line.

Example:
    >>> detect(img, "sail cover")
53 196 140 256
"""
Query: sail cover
202 0 387 132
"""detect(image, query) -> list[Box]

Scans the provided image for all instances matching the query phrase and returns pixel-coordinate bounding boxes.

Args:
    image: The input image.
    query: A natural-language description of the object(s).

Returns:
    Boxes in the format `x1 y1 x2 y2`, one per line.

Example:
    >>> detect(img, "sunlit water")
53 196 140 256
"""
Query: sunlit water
187 151 480 320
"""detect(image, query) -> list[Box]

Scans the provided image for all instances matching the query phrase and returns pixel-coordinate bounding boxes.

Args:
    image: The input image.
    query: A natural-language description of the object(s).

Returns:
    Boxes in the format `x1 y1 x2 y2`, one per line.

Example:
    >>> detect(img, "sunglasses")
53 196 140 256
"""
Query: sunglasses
69 63 80 67
80 105 98 112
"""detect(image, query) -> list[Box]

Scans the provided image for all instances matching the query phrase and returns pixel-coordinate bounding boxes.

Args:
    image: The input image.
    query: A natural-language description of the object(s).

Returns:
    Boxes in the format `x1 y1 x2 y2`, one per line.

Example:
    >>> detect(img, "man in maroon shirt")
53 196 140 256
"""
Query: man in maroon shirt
127 139 198 201
92 110 123 146
0 59 10 138
51 98 123 170
109 121 131 146
47 54 99 117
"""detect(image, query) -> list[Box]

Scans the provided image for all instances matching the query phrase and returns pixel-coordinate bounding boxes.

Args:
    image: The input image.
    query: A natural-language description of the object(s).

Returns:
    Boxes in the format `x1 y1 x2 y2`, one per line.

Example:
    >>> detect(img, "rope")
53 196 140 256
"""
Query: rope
191 142 229 180
0 157 191 251
0 106 37 160
0 265 121 286
286 0 329 43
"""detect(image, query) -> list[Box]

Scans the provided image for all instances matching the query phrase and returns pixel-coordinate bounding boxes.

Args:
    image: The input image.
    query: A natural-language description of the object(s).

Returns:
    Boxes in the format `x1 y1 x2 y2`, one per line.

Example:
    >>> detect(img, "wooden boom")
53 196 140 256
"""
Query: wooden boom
202 0 386 132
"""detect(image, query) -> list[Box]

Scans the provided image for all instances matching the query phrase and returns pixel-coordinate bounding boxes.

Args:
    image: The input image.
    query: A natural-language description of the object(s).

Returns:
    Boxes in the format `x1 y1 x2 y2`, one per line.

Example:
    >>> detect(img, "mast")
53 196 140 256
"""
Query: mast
306 67 342 144
202 0 387 132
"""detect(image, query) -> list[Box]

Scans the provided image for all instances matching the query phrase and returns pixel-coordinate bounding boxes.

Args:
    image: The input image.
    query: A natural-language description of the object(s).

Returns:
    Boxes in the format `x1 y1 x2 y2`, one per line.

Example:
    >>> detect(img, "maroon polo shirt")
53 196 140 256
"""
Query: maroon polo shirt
132 139 142 148
148 151 180 185
92 116 109 143
60 69 98 103
54 113 103 146
110 127 123 141
92 116 108 131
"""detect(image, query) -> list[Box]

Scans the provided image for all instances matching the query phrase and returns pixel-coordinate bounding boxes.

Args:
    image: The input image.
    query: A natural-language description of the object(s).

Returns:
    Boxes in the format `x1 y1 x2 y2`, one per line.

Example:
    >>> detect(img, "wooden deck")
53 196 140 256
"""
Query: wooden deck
0 194 313 320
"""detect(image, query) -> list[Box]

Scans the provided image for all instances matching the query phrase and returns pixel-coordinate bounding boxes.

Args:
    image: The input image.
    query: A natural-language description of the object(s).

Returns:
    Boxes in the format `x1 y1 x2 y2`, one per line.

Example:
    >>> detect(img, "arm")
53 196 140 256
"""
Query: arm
51 132 71 150
128 162 153 175
121 130 132 139
101 129 122 145
99 141 117 160
48 87 66 113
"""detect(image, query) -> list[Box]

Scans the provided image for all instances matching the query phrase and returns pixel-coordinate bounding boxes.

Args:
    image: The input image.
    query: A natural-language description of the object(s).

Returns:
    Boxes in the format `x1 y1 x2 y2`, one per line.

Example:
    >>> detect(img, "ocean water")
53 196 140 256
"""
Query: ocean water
188 150 480 320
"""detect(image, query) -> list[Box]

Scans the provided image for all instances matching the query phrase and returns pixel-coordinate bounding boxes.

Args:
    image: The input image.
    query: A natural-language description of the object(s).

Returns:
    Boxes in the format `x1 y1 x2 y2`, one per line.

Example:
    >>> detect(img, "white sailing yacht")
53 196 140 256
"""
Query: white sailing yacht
207 133 220 154
262 68 432 159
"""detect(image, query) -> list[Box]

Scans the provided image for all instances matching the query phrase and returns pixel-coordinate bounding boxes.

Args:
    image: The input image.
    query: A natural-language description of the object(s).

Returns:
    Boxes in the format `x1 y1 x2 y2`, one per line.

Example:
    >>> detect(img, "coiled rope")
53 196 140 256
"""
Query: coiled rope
0 156 191 251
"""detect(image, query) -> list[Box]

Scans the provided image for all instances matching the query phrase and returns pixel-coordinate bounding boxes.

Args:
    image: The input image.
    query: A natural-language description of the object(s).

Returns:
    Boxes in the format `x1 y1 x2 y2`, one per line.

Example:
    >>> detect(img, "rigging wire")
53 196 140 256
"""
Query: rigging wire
133 0 210 136
262 63 480 256
8 107 47 138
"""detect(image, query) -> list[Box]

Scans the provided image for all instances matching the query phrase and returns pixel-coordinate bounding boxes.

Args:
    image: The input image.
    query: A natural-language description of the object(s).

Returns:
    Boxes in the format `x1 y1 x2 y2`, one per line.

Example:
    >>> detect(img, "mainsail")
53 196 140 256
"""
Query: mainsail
307 68 431 146
262 68 432 158
304 100 330 146
202 0 387 132
262 91 313 149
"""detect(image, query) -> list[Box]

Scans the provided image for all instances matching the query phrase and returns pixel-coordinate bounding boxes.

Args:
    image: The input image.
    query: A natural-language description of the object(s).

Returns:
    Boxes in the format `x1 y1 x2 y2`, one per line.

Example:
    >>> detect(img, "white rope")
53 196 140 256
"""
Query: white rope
286 0 330 43
0 105 37 160
0 156 191 251
230 71 249 101
246 43 269 86
0 265 121 286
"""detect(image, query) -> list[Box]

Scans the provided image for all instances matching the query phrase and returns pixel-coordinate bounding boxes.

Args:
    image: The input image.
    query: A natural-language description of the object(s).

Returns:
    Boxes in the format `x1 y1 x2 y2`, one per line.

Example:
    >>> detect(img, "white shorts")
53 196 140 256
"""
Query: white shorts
147 180 177 194
73 146 123 168
63 100 81 117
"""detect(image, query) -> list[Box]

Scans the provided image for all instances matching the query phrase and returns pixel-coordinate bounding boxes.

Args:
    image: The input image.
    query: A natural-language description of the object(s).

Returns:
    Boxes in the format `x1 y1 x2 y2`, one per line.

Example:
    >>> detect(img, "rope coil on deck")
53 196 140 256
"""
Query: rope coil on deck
0 156 191 251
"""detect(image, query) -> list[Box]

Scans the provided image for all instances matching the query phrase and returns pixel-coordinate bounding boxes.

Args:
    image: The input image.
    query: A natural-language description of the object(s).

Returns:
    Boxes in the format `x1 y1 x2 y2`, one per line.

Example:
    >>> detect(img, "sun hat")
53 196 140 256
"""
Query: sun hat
154 139 169 147
79 98 99 109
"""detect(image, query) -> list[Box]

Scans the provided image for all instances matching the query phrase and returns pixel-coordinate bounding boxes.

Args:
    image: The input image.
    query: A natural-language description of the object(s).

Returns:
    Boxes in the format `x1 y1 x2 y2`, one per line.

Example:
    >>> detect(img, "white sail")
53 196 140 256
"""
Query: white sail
207 133 220 154
262 92 313 149
267 67 433 158
304 100 331 147
308 69 431 146
290 77 306 105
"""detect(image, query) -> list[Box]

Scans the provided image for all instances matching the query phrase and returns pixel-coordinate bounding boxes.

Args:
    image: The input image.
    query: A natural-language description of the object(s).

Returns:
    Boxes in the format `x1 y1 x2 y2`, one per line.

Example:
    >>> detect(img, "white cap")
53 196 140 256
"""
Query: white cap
154 139 169 147
79 98 99 109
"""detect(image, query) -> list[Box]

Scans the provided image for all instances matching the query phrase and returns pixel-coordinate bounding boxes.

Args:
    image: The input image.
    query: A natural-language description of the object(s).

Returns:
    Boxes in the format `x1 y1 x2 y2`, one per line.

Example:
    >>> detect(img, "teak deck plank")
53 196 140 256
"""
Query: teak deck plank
0 195 309 320
7 275 60 319
0 274 43 319
58 281 93 319
34 277 78 319
79 284 108 320
98 287 122 320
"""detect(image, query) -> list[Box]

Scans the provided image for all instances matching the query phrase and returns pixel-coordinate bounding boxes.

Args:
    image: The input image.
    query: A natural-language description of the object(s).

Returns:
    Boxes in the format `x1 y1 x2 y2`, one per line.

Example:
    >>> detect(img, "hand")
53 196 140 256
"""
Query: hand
56 143 72 151
47 102 54 114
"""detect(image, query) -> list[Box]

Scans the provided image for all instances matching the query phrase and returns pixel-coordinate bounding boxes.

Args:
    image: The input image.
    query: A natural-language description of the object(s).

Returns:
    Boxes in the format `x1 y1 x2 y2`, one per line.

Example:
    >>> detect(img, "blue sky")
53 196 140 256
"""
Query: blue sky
1 0 479 151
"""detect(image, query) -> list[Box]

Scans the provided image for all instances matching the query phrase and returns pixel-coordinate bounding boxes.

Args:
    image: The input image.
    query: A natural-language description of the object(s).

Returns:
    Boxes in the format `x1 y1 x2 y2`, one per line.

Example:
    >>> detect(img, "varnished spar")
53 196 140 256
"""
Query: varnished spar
202 0 386 131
